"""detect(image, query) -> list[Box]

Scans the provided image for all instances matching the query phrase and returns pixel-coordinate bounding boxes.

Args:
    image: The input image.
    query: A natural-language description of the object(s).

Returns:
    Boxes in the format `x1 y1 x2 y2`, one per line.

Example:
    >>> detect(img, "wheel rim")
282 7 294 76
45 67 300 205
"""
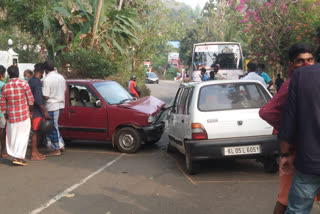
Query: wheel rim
119 132 135 150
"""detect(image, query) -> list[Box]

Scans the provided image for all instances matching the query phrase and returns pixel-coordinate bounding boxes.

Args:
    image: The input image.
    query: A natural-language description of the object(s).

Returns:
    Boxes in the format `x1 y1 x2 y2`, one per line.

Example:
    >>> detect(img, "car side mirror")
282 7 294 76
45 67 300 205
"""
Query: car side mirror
133 97 137 100
96 100 101 107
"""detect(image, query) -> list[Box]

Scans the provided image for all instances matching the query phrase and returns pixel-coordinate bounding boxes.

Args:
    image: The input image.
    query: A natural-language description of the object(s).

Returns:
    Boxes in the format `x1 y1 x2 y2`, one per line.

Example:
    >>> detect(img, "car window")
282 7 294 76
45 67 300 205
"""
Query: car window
186 87 194 114
177 88 189 114
93 81 133 105
148 72 157 78
68 84 98 107
198 83 270 111
173 88 183 113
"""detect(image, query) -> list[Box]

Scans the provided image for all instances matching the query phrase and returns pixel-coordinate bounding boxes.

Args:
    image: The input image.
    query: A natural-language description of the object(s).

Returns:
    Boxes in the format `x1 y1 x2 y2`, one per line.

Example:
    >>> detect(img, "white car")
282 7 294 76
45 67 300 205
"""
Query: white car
145 72 159 84
167 80 279 174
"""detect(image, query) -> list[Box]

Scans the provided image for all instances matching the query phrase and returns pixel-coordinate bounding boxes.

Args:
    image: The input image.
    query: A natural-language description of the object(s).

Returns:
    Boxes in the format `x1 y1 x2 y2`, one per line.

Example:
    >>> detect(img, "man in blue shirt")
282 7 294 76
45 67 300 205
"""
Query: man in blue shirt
200 68 209 81
257 64 273 90
28 63 50 160
0 65 6 158
278 63 320 214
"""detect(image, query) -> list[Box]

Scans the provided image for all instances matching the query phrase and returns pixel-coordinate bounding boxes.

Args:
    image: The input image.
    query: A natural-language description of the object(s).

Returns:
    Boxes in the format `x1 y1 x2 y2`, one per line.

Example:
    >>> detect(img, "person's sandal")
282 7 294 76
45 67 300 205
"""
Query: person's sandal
60 147 65 153
12 159 27 166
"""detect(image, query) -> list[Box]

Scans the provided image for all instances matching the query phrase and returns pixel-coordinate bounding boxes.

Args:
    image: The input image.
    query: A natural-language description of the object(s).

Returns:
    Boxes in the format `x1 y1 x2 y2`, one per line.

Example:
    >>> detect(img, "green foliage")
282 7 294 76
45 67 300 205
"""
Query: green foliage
165 67 177 80
57 48 115 78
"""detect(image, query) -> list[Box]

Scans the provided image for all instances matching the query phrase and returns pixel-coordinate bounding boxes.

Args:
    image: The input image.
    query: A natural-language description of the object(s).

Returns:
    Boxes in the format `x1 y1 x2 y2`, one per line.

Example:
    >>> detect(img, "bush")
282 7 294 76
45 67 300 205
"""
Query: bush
56 48 116 79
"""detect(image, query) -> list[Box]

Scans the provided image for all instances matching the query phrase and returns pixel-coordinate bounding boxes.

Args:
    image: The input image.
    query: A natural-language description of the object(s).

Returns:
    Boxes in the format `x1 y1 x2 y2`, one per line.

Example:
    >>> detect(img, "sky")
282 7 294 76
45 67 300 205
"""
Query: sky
176 0 208 9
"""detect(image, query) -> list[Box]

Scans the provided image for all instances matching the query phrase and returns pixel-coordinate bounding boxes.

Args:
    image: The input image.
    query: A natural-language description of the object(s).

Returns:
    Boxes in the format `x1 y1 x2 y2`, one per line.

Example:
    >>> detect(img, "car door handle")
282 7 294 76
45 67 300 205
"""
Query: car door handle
69 109 76 113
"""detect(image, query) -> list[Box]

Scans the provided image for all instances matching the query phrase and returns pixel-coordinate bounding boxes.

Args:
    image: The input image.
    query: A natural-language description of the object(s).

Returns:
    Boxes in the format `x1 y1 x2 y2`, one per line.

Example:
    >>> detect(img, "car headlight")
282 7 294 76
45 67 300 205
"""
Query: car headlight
148 115 156 123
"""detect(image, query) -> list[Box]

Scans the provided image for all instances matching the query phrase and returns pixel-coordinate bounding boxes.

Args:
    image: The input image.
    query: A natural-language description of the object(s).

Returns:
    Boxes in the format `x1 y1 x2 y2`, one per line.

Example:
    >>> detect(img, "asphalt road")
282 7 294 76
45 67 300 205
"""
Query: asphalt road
0 80 319 214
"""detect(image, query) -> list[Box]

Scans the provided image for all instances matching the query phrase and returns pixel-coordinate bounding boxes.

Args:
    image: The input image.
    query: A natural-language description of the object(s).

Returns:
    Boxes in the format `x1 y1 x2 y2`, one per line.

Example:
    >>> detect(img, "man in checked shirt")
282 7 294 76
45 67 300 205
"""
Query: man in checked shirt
0 65 34 166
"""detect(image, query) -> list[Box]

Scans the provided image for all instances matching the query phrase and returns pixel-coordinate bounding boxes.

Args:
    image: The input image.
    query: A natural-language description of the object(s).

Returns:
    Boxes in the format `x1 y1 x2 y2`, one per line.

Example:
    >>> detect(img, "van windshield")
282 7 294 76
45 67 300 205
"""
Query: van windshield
198 83 270 111
193 44 243 71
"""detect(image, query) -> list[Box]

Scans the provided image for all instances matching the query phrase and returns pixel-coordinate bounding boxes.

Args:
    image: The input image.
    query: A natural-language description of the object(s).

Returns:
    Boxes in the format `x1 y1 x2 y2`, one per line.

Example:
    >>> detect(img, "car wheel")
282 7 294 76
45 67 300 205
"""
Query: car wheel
167 140 178 153
185 153 199 175
157 80 159 84
115 127 141 153
263 156 278 173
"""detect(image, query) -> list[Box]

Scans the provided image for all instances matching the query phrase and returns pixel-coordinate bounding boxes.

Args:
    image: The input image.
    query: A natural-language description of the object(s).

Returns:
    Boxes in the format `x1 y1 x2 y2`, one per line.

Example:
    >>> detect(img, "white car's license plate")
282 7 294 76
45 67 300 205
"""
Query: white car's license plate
224 145 261 156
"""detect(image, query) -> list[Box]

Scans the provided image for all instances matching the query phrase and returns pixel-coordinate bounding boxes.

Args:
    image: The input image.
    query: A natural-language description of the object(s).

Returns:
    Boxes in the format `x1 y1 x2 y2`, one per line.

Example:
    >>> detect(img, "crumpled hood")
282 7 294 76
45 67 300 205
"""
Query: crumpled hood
118 96 165 115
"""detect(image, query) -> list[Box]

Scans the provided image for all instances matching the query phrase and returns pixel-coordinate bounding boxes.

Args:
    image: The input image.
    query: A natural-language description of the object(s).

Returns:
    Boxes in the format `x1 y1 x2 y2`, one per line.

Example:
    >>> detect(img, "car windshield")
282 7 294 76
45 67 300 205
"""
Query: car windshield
198 83 270 111
147 72 157 78
93 81 133 105
193 44 243 71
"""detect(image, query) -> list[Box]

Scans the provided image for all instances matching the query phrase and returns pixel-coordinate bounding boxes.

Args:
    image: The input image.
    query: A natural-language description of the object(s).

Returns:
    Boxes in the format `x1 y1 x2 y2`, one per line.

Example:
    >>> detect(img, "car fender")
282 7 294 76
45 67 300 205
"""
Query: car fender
111 123 142 148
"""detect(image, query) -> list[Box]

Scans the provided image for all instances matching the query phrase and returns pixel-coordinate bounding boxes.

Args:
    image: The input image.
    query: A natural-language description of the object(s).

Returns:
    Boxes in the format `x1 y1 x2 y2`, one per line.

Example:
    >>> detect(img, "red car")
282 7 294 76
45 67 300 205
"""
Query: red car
58 80 167 153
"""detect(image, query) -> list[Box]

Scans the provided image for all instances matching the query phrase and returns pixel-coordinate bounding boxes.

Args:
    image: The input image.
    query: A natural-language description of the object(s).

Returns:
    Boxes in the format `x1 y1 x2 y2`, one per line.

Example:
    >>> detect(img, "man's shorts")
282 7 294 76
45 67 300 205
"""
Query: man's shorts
0 116 6 129
32 117 42 131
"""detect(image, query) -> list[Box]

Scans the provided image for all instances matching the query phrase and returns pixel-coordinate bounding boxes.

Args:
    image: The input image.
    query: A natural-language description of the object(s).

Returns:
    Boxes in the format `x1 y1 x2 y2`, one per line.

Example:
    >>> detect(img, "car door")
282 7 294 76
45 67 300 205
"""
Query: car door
59 83 108 141
175 87 191 142
168 87 183 141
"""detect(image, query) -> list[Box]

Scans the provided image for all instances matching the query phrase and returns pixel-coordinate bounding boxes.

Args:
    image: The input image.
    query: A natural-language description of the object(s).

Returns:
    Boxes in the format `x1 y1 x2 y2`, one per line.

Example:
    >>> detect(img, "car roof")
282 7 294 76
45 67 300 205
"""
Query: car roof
181 80 266 88
66 79 112 84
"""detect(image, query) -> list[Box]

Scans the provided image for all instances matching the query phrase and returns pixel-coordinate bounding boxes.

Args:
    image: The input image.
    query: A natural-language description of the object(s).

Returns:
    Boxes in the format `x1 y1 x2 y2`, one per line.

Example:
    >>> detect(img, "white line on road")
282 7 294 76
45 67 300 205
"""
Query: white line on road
29 154 124 214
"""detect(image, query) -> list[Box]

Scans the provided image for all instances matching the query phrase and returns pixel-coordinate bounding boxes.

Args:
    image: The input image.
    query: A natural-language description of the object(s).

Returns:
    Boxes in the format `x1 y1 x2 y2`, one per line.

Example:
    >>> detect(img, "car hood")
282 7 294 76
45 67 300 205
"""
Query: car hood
118 96 165 115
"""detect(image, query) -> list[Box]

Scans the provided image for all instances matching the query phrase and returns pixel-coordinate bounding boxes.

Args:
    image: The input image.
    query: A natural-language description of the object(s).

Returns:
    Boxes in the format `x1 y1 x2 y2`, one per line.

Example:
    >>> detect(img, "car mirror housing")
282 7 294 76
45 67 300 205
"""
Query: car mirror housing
96 100 102 107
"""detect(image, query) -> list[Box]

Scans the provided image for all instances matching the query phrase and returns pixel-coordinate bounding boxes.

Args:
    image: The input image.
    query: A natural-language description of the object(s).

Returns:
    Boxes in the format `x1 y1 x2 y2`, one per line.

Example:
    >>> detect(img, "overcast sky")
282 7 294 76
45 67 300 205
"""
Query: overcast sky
176 0 208 9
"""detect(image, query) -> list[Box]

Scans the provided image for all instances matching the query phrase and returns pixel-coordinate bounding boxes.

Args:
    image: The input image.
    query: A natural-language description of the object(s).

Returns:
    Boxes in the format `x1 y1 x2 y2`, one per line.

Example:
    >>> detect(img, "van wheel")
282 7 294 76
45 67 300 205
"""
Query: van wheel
167 140 177 153
115 127 141 153
264 156 278 173
185 153 199 175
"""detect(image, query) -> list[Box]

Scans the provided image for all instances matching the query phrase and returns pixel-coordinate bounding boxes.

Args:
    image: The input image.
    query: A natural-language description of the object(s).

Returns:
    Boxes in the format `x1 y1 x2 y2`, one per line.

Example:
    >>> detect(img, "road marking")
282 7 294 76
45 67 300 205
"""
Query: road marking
166 154 196 185
29 154 123 214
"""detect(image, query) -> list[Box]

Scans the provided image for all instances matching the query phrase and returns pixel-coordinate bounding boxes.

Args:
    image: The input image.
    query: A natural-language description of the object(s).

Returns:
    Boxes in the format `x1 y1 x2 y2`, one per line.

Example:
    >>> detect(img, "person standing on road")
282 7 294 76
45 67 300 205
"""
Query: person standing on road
23 69 33 82
212 64 225 80
0 65 7 158
128 75 140 98
275 74 284 92
1 65 34 166
278 63 320 214
200 68 209 81
43 60 66 157
257 63 273 90
28 63 50 160
242 62 267 87
259 43 317 214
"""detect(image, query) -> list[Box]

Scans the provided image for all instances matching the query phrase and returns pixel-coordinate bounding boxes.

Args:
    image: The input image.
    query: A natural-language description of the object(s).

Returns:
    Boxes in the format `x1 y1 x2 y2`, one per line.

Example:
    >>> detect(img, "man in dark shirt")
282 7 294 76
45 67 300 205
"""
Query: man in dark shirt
29 63 50 160
278 63 320 213
275 74 284 92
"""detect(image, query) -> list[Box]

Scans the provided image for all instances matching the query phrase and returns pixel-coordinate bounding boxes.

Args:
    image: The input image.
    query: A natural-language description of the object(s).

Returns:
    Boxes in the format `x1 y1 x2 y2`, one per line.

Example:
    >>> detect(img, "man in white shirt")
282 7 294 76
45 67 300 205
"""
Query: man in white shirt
43 60 67 156
242 62 267 87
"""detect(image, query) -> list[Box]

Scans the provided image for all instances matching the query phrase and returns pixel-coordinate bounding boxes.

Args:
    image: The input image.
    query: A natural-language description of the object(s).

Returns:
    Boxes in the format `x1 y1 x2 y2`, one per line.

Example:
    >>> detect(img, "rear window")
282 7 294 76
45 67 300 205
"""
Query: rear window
198 83 270 111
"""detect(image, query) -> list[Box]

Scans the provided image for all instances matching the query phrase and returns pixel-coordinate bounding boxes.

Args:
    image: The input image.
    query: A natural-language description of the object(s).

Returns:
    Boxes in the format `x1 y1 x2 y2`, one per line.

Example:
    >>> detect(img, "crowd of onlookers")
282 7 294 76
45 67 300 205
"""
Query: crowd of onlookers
0 61 66 166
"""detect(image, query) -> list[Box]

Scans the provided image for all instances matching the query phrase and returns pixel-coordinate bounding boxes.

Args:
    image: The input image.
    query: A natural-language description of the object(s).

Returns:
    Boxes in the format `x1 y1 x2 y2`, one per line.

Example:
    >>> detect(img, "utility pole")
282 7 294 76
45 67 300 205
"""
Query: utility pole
90 0 103 49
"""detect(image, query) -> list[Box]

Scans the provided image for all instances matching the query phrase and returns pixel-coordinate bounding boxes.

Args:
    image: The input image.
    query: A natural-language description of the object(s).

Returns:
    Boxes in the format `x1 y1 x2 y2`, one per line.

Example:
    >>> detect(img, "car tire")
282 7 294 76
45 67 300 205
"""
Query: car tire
115 127 141 153
263 156 278 173
185 153 199 175
157 81 159 84
167 140 177 153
